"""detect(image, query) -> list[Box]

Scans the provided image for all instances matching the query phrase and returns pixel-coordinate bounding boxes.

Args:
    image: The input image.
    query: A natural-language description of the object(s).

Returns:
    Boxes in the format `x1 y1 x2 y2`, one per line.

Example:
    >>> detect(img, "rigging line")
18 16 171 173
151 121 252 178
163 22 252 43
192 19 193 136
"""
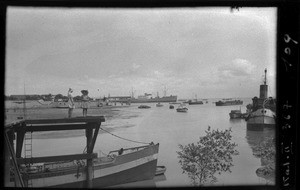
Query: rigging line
99 127 151 145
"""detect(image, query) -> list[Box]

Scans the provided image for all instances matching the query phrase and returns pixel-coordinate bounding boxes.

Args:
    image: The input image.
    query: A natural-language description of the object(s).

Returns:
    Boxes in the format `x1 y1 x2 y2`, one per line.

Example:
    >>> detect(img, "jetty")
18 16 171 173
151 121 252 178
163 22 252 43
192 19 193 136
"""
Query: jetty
4 116 105 188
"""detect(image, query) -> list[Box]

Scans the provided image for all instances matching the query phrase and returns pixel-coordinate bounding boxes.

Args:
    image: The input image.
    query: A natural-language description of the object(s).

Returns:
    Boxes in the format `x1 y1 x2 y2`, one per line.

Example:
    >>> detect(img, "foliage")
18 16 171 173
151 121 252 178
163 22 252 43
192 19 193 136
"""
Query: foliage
177 126 239 186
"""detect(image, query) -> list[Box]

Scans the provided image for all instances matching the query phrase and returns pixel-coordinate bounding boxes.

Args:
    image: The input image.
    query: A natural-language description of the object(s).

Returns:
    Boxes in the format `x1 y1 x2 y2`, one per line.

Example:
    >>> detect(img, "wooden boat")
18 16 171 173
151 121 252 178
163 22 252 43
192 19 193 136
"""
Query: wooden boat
229 109 243 119
4 117 159 188
155 166 166 176
138 105 151 109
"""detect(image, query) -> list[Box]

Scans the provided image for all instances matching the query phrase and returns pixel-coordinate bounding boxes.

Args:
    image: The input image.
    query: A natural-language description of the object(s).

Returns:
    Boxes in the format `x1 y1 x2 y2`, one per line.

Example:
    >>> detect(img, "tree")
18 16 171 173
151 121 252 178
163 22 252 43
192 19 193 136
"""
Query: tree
177 126 239 186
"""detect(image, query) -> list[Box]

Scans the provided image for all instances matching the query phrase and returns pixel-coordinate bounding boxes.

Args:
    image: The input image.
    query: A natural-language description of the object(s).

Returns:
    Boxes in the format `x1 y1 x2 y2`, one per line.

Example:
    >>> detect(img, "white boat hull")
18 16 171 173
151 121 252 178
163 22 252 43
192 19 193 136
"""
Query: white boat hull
246 108 275 130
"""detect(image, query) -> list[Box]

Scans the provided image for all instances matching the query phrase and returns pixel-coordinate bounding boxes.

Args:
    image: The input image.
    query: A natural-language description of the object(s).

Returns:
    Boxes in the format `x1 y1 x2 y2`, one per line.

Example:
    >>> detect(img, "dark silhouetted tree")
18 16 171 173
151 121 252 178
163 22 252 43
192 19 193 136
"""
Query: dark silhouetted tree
177 126 239 186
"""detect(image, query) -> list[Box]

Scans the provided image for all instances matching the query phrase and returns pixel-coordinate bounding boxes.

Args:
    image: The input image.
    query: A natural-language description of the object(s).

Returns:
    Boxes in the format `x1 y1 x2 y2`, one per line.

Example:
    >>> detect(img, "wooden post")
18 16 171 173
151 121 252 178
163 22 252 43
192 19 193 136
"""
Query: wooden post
85 127 93 188
4 131 13 186
16 128 25 158
4 131 24 187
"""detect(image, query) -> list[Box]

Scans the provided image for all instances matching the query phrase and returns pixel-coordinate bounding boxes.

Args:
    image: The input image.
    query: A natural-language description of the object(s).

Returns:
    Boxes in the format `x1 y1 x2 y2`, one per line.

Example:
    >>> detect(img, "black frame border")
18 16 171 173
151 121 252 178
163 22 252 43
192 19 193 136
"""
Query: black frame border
1 0 299 189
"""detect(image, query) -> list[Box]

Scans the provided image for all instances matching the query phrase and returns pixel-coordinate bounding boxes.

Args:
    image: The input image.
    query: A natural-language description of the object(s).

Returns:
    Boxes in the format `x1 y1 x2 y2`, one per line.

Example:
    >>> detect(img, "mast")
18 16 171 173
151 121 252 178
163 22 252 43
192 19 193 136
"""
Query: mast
264 68 267 85
23 82 27 119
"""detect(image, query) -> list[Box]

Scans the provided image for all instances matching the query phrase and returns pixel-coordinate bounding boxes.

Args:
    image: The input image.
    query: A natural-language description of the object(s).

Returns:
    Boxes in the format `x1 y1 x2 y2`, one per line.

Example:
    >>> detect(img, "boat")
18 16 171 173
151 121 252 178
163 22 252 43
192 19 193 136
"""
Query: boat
186 100 203 105
138 105 151 109
176 104 188 112
184 95 203 105
156 103 163 107
130 88 177 103
4 117 160 188
155 166 166 176
229 109 243 119
169 105 174 109
215 99 243 106
246 69 276 130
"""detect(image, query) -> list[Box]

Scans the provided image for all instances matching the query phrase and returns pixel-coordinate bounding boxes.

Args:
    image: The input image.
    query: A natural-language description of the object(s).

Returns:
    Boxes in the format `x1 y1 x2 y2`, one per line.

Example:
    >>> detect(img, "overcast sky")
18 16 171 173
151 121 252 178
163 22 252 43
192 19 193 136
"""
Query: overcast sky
5 7 277 99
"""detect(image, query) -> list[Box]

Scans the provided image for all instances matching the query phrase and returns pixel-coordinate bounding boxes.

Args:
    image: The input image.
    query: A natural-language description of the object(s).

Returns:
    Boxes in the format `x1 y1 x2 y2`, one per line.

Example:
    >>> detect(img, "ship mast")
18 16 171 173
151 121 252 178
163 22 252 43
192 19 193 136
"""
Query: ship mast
23 82 27 119
264 68 267 85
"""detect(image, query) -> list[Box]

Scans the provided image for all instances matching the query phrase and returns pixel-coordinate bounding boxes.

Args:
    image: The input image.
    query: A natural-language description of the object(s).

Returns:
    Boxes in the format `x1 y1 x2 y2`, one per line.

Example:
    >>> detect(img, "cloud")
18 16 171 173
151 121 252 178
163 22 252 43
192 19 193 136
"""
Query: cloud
219 59 256 78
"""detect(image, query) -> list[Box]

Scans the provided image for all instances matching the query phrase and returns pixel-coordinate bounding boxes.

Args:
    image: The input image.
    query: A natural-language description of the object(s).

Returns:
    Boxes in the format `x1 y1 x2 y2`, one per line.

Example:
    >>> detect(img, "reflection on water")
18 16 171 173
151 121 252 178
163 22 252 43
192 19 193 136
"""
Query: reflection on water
177 127 239 186
109 174 166 188
246 128 275 184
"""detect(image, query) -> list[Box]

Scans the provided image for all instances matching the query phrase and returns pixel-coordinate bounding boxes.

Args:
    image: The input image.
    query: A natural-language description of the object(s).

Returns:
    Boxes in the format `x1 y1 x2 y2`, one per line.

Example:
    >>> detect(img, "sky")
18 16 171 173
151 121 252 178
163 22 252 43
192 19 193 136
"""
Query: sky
5 7 277 99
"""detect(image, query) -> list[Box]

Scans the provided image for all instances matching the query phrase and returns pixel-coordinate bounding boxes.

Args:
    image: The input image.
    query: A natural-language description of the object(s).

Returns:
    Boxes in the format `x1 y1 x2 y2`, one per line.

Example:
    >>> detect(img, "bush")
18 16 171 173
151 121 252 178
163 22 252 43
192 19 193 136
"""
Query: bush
177 126 239 186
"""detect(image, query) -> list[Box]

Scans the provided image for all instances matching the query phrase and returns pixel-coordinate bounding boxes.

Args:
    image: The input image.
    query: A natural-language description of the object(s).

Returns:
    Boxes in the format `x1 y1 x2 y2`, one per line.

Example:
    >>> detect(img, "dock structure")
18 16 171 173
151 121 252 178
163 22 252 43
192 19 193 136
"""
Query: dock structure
4 116 105 188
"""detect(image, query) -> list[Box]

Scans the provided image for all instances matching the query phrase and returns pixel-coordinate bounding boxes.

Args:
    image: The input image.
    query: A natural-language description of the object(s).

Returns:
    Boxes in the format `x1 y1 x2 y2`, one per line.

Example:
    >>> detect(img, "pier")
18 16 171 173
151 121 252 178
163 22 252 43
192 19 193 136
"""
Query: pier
4 116 105 188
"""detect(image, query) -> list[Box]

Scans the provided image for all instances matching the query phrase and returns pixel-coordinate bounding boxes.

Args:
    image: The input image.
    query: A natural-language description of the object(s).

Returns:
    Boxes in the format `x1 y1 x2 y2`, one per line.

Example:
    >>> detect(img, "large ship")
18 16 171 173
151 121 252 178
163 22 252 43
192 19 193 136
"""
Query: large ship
130 90 177 103
246 69 276 130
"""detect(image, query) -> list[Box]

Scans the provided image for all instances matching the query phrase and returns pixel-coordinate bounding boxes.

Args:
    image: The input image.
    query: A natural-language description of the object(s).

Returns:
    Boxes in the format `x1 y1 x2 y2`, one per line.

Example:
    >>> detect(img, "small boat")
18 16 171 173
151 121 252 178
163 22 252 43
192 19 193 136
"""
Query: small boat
138 105 151 109
155 166 166 176
176 104 188 112
169 105 174 109
229 109 243 119
156 103 163 107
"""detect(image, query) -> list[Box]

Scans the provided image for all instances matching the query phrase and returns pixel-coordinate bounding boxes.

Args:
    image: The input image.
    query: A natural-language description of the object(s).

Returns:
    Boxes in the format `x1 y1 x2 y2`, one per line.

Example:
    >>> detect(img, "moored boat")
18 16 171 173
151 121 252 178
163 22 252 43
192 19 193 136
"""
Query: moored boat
138 105 151 109
215 99 243 106
176 104 188 113
184 95 203 105
156 103 163 107
4 117 160 188
246 69 276 130
229 110 243 119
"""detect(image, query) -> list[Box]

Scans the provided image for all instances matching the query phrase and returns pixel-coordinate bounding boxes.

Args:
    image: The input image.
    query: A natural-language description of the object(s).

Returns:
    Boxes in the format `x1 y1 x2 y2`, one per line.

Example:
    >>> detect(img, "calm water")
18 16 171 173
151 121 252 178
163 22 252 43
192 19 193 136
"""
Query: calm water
5 98 275 187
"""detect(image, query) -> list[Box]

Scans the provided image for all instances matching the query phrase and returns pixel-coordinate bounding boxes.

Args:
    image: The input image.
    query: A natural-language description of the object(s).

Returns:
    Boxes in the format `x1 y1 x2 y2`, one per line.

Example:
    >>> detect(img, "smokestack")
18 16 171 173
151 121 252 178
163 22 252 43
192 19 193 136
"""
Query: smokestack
259 69 268 99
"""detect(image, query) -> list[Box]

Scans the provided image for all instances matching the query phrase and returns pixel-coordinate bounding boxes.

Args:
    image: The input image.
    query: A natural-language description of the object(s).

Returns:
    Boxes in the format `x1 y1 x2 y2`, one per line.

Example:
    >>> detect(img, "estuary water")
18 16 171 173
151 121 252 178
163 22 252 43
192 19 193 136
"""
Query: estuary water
5 98 275 187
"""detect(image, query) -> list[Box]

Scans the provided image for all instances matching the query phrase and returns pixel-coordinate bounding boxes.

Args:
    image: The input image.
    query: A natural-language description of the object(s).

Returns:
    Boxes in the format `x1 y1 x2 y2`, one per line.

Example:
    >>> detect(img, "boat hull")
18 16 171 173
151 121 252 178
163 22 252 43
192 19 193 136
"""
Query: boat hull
246 109 276 130
130 96 177 103
53 159 157 188
20 144 159 188
215 100 243 106
188 102 203 105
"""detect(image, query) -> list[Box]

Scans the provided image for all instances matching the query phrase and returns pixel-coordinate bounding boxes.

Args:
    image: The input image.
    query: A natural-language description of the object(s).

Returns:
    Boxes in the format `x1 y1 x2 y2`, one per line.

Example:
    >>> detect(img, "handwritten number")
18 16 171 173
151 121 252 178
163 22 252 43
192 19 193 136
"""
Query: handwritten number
284 34 298 44
283 101 292 109
284 47 291 55
281 58 292 71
